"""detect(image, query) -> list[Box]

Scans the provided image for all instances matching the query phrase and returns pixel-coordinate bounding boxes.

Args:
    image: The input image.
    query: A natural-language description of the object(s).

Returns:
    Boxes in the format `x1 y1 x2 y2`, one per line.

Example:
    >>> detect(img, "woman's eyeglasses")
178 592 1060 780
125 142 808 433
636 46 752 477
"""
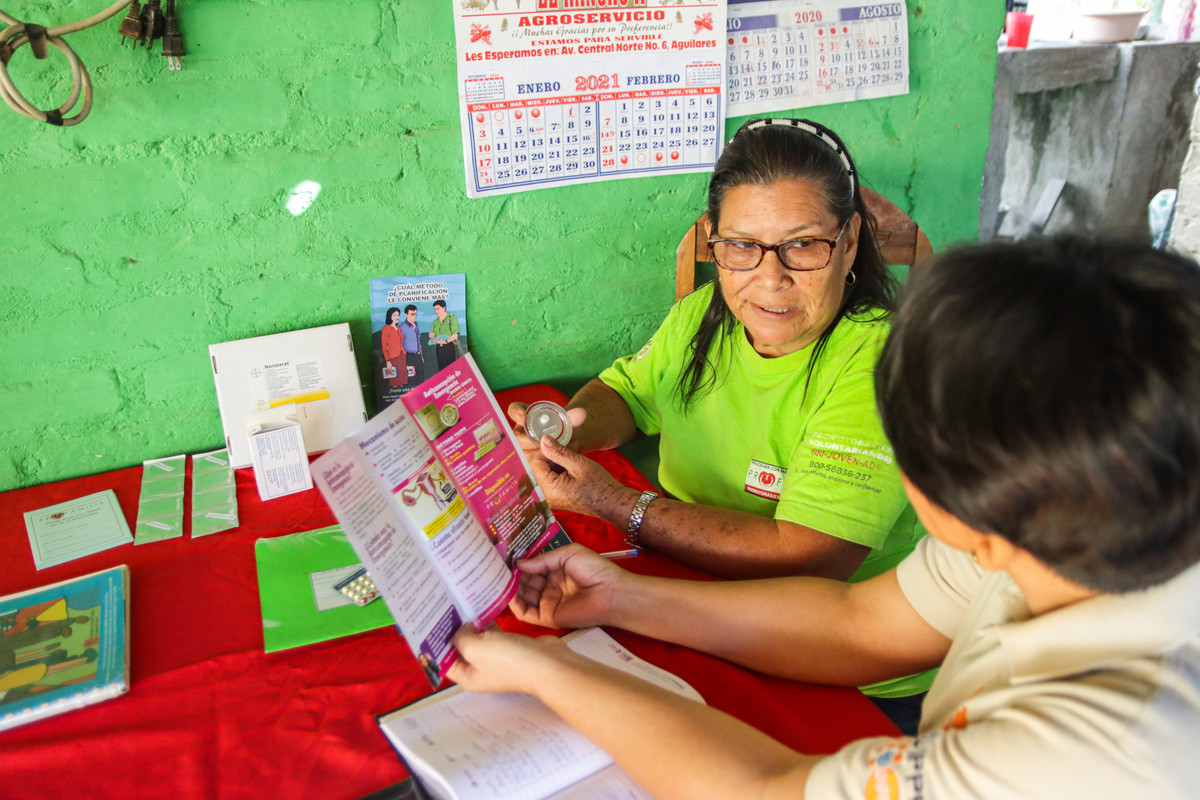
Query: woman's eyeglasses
709 217 851 272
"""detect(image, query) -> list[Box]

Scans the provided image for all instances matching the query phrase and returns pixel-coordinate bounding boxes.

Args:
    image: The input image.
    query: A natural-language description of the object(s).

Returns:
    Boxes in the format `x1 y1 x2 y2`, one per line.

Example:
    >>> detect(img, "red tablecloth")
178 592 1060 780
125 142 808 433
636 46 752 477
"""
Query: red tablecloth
0 386 898 800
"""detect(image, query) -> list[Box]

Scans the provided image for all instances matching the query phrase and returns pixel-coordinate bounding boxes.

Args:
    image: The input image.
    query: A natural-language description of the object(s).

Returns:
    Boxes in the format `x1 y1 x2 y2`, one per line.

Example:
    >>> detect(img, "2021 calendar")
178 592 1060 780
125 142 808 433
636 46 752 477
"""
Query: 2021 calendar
453 0 726 198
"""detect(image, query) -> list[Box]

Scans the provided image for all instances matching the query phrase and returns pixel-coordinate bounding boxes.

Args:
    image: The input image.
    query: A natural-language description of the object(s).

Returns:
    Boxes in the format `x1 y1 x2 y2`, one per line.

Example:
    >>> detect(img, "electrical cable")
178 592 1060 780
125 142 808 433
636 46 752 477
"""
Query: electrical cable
0 0 129 126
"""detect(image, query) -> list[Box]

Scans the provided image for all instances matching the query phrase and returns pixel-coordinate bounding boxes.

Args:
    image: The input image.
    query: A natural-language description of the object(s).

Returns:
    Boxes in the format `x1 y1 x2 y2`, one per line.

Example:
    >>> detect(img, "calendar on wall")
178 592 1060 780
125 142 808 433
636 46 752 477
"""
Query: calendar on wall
726 0 909 116
452 1 726 199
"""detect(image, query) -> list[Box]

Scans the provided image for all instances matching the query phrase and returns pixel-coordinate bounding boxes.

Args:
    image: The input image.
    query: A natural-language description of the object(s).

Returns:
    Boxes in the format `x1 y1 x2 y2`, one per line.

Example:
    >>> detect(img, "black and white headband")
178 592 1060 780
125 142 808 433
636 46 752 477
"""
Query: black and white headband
734 118 858 199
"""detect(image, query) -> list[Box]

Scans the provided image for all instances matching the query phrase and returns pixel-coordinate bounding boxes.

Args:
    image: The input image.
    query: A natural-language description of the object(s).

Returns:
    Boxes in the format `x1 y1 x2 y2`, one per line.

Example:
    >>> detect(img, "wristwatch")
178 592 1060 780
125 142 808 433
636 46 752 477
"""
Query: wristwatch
625 490 658 550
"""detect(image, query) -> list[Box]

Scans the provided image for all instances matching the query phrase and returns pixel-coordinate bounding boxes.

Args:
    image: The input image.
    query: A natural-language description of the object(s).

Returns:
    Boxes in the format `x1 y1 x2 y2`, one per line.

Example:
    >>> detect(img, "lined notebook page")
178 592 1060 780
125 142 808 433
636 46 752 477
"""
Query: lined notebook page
379 628 704 800
385 689 613 800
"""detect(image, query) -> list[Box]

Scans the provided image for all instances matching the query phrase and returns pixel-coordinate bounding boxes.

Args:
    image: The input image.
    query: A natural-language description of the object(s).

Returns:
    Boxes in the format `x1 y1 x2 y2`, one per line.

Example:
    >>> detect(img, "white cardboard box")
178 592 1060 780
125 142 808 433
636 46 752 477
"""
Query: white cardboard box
209 323 368 469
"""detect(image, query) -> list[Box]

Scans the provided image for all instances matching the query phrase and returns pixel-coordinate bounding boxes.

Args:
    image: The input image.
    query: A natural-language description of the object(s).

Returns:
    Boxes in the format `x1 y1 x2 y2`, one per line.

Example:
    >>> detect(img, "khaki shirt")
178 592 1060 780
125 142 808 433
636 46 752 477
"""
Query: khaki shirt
807 536 1200 799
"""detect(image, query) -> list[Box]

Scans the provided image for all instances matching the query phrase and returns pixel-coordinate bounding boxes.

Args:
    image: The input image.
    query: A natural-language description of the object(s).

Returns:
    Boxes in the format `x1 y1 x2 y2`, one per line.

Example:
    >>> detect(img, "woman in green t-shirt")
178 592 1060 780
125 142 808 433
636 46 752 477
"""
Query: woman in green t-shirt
511 118 912 584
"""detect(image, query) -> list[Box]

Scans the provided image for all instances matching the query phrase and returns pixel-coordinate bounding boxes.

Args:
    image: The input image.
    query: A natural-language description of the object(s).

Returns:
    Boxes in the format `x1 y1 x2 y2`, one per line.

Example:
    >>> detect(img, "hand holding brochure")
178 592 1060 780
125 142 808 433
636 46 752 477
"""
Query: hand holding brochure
312 354 564 687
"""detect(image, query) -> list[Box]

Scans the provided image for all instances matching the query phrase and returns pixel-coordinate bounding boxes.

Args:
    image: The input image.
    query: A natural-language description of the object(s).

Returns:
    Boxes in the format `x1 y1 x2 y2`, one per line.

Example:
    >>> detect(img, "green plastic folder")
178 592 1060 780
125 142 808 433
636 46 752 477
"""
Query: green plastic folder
254 525 397 653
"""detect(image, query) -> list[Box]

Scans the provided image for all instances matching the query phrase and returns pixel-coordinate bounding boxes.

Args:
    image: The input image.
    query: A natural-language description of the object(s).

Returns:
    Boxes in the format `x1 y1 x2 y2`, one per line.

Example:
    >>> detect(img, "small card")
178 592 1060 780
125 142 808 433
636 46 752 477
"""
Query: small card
191 448 239 537
246 404 313 502
24 490 134 569
135 455 187 544
310 564 363 612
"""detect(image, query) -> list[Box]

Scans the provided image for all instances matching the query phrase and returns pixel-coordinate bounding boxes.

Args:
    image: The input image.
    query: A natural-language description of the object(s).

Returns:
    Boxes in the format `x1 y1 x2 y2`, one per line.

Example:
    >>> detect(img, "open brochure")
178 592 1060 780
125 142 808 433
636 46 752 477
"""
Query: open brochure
377 627 705 800
313 354 565 687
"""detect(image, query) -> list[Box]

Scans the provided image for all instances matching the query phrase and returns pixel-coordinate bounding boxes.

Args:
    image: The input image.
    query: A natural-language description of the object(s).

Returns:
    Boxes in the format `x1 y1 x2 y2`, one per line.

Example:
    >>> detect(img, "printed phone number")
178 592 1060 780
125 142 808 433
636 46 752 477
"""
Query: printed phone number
808 460 872 483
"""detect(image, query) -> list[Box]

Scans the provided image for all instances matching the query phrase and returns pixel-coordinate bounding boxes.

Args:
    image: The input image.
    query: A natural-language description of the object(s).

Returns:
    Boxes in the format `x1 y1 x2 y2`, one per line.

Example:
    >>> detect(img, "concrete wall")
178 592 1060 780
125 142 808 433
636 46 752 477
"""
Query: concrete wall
1171 91 1200 257
0 1 1000 490
981 40 1200 241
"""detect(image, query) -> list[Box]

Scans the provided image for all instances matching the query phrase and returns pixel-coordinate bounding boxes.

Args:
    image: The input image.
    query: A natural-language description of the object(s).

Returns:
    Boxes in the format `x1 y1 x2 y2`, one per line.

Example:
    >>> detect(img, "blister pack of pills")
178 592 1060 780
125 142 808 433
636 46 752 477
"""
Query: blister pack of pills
334 568 381 607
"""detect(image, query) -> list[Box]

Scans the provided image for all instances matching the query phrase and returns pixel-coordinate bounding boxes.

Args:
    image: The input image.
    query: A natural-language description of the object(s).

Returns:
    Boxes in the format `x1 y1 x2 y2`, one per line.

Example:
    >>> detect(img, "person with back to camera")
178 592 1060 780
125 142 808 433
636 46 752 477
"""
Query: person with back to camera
508 118 933 725
453 236 1200 799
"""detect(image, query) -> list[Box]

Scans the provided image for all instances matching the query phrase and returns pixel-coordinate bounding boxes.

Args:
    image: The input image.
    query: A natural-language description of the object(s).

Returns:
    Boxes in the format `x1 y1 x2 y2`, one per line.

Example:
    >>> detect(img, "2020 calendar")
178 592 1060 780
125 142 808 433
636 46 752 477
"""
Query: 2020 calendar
453 1 726 198
726 0 909 116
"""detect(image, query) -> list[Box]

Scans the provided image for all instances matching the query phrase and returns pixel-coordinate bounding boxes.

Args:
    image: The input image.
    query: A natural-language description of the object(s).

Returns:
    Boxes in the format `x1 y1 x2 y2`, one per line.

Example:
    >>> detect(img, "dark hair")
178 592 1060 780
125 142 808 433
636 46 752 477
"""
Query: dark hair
434 299 447 309
404 304 417 314
386 306 402 324
677 118 896 409
876 236 1200 592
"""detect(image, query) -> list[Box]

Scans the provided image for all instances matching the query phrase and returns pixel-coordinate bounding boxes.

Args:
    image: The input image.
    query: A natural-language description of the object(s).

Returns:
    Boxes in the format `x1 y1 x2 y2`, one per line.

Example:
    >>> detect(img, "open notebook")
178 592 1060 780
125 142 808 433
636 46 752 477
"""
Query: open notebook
377 628 704 800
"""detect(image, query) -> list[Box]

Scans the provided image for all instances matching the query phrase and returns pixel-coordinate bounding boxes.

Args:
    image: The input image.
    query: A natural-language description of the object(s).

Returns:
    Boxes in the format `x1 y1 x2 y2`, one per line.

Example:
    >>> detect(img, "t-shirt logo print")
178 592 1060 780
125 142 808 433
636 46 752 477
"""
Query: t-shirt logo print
744 459 786 501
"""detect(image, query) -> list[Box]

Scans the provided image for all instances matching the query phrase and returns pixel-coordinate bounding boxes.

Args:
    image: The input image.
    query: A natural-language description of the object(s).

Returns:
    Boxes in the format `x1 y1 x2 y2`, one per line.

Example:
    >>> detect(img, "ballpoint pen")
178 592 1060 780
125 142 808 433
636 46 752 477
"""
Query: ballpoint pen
598 548 639 560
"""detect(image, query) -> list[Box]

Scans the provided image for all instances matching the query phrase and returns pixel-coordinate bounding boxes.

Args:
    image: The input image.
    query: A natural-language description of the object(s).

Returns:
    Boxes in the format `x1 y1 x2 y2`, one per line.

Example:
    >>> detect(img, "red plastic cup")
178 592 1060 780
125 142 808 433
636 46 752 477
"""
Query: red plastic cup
1006 11 1034 48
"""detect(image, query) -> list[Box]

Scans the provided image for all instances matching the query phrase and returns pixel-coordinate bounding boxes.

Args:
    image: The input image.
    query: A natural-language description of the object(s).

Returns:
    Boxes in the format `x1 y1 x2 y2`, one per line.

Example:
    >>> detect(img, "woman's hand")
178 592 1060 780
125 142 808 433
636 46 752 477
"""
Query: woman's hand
447 624 577 695
511 543 627 629
529 435 627 516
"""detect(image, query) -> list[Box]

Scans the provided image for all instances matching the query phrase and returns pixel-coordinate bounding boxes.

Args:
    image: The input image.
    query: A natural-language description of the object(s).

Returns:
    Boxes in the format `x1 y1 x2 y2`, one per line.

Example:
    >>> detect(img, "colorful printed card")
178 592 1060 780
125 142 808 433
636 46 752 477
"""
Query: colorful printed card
0 565 129 732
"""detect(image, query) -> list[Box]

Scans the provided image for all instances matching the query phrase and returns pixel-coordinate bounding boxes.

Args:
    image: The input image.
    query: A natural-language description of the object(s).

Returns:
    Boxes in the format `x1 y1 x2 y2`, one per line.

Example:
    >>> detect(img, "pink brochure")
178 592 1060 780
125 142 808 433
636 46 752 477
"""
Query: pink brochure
314 353 566 687
401 354 564 582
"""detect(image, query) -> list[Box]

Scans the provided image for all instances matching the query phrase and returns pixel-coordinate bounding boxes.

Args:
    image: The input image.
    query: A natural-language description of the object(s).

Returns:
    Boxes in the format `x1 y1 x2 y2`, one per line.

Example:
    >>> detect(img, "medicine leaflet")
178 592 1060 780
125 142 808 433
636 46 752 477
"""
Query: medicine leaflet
313 354 564 687
452 0 726 197
726 0 909 115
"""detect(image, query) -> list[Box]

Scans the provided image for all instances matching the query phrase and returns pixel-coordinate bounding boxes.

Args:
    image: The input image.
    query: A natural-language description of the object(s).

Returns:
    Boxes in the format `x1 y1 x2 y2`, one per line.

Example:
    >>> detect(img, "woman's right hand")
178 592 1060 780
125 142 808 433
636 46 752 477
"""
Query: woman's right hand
511 543 627 630
529 434 629 516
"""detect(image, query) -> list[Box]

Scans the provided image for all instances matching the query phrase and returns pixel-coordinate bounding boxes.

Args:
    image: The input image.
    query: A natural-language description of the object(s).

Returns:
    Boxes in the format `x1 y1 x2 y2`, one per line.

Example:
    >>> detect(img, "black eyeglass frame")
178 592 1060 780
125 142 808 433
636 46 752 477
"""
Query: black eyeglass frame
708 216 853 272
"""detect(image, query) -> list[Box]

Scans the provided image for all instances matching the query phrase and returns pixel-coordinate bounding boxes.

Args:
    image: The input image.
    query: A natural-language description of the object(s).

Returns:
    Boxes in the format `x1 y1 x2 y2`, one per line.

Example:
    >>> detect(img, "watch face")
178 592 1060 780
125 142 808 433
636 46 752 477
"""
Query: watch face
439 403 460 427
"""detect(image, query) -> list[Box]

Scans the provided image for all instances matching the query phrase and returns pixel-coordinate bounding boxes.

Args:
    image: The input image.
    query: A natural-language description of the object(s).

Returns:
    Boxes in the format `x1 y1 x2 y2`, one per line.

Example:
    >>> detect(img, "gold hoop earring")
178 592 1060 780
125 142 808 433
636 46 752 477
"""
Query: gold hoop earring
845 270 856 286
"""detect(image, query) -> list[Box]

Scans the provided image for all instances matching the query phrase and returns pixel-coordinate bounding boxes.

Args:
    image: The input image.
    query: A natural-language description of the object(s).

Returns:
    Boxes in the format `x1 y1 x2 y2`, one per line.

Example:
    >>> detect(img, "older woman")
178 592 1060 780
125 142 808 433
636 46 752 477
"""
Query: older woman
510 118 932 723
513 118 922 578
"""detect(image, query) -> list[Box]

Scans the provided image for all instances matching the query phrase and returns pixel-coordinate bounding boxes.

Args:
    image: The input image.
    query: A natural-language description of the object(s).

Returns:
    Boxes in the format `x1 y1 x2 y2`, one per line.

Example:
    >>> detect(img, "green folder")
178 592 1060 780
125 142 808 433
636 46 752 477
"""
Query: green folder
254 525 397 652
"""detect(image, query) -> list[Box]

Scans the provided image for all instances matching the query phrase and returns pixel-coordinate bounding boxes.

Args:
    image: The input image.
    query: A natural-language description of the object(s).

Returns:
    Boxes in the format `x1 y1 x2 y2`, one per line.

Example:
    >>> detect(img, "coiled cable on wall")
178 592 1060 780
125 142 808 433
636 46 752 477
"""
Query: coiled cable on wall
0 0 128 126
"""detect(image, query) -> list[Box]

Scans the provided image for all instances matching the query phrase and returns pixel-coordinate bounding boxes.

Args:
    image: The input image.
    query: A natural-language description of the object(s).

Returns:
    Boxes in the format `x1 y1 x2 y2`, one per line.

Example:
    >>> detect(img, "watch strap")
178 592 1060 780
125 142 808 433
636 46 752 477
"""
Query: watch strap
625 490 658 549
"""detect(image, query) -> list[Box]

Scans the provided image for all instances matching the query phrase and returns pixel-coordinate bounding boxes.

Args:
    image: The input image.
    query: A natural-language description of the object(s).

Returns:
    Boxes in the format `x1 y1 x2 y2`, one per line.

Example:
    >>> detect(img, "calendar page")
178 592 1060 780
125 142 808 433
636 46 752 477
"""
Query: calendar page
726 0 908 116
453 1 726 198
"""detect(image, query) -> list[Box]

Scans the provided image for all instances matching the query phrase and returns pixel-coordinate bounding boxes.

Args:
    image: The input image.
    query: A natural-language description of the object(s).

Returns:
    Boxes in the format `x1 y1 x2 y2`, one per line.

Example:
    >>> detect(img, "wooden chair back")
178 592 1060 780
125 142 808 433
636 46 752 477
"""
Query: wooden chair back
674 186 933 301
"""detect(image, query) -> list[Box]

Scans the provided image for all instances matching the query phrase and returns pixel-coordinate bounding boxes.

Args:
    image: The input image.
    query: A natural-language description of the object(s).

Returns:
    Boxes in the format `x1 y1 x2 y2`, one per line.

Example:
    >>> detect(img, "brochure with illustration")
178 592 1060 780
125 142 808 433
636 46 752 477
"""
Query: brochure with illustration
312 353 564 687
377 627 705 800
371 274 468 411
0 566 130 733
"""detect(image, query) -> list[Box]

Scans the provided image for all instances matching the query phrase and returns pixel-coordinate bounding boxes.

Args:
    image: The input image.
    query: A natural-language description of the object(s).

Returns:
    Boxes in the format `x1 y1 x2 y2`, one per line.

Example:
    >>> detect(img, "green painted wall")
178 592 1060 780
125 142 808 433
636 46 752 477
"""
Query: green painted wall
0 1 999 490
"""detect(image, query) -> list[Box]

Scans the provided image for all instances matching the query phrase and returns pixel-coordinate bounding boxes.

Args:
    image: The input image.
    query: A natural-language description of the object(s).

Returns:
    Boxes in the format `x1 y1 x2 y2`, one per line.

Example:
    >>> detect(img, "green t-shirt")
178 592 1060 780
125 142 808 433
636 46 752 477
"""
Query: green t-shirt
600 283 932 697
430 314 459 340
